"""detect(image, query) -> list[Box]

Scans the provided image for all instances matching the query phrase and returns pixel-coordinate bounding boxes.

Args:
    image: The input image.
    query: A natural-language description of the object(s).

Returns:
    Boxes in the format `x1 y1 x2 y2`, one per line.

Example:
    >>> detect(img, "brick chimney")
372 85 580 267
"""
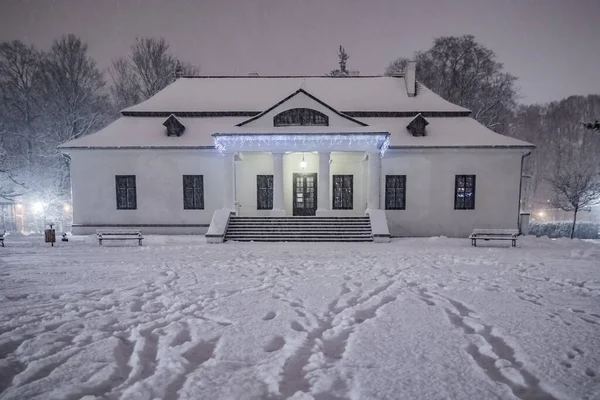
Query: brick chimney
404 60 416 97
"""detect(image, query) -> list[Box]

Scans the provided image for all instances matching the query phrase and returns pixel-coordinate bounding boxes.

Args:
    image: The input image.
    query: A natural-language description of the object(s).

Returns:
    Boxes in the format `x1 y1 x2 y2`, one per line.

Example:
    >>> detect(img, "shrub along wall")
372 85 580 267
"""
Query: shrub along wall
529 221 600 239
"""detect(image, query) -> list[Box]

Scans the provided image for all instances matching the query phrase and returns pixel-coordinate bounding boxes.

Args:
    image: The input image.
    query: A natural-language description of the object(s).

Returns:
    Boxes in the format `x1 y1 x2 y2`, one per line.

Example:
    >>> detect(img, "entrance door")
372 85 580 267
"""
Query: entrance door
293 173 317 216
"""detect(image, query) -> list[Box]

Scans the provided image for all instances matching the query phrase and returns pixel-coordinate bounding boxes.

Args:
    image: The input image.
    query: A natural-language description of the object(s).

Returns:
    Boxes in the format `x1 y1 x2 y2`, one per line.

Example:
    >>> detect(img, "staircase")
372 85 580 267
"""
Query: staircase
225 216 373 242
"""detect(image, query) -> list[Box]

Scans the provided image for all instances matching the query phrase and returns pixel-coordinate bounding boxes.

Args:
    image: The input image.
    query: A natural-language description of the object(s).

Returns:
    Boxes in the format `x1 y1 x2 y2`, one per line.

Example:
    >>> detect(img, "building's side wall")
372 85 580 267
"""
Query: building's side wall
382 149 524 237
69 149 223 235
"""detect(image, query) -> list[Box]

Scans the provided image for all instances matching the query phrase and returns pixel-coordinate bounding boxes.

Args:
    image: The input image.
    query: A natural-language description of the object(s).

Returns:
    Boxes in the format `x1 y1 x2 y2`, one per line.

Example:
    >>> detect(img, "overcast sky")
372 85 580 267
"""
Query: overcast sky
1 0 599 104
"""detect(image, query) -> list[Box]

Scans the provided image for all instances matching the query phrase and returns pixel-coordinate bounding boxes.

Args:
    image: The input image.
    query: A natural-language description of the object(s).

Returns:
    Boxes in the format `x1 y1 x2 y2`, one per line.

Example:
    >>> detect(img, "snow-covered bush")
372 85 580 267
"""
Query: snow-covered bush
529 221 600 239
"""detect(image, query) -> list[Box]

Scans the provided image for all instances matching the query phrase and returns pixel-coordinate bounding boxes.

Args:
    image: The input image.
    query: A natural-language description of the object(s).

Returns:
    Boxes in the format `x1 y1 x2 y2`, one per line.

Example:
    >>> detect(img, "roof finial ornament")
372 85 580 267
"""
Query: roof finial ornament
174 60 183 80
338 45 348 75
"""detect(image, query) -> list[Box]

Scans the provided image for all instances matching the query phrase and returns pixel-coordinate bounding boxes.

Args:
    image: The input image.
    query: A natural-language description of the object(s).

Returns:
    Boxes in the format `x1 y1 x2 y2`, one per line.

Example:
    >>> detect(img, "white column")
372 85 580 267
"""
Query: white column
271 152 286 216
367 152 380 210
223 153 236 211
316 151 331 216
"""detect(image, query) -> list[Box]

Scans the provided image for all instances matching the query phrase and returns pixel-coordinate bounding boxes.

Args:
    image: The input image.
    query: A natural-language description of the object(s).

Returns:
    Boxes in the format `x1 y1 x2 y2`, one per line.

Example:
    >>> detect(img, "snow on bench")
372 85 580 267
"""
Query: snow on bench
469 229 519 247
96 230 143 246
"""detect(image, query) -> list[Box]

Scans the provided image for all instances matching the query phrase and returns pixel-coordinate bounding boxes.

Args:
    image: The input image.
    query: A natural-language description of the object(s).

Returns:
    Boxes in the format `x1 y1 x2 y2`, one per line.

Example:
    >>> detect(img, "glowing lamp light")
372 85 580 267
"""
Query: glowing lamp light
300 153 307 170
32 202 46 214
212 133 390 157
537 210 546 218
16 204 23 209
64 204 72 212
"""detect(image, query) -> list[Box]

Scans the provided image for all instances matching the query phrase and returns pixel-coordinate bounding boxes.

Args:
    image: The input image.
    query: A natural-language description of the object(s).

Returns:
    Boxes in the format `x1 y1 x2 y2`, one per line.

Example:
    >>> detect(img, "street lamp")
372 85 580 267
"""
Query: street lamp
33 202 46 214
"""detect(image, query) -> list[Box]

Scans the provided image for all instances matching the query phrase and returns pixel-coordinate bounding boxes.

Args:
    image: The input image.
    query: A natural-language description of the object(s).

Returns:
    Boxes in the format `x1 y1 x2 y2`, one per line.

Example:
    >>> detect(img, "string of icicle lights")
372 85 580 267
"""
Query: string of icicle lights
213 134 390 156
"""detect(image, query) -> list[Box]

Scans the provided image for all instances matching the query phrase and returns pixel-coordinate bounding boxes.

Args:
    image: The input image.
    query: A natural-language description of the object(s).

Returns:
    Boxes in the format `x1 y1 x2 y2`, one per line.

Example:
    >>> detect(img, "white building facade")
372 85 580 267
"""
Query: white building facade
60 68 534 239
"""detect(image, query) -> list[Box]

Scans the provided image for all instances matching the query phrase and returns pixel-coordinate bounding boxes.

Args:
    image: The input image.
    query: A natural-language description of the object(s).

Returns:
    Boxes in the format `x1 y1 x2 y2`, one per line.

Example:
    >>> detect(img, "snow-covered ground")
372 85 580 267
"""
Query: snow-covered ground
0 236 599 400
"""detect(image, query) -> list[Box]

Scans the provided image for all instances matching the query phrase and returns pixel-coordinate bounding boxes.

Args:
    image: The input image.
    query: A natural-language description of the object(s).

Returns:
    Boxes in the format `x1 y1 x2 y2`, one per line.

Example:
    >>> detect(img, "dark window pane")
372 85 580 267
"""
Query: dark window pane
385 175 406 210
257 175 274 210
183 175 204 209
333 175 353 210
454 175 475 210
116 175 136 210
274 108 329 126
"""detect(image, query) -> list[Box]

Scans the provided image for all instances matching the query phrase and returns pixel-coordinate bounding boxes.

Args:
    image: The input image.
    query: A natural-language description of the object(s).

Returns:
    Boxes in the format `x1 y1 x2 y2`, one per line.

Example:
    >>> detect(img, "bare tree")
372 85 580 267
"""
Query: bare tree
385 35 518 132
41 34 110 142
511 95 599 189
509 95 600 217
547 154 600 239
0 40 44 175
0 122 24 201
110 37 198 110
546 126 600 238
385 58 409 76
39 34 110 196
582 120 599 131
0 160 24 201
0 36 111 229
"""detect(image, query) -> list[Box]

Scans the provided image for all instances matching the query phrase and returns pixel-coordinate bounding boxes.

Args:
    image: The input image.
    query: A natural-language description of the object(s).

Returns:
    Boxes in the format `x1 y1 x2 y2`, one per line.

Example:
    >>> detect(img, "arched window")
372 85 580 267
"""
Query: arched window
273 108 329 127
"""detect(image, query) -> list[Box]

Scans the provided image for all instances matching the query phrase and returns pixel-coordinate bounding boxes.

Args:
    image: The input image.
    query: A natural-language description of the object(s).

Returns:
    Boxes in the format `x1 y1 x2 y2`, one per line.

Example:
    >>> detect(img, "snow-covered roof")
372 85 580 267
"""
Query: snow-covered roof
59 117 239 149
123 76 470 114
372 117 533 148
59 116 534 150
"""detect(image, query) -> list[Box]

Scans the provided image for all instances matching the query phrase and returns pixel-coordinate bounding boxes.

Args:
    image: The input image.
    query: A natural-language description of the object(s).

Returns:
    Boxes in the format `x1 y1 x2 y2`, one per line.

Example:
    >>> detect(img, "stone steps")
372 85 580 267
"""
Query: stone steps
225 216 373 242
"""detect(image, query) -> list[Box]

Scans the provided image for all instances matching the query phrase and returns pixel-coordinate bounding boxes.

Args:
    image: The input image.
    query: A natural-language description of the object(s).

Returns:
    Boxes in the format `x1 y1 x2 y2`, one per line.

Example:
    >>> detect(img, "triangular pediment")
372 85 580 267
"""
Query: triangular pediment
236 89 367 128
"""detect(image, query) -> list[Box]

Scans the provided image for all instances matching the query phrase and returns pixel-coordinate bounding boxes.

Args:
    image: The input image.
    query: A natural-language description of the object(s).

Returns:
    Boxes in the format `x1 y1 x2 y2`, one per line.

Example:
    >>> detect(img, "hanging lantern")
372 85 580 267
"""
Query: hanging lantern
300 153 307 170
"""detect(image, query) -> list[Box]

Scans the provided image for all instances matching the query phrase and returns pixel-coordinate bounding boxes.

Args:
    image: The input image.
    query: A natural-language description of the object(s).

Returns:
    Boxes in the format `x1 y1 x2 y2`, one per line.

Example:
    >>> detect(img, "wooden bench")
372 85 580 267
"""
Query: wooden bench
469 229 519 247
97 230 143 246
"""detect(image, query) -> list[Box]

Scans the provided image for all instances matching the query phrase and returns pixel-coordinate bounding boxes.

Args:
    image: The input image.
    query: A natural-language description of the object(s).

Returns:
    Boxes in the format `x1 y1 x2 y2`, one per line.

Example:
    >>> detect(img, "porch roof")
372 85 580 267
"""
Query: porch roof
212 130 390 154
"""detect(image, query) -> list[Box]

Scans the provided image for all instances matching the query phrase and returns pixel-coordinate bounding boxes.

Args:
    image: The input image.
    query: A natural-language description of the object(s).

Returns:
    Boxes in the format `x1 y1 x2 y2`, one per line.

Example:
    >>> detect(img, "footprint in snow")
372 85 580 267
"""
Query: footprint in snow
561 361 572 368
290 321 305 332
262 311 276 321
560 345 595 374
263 335 285 352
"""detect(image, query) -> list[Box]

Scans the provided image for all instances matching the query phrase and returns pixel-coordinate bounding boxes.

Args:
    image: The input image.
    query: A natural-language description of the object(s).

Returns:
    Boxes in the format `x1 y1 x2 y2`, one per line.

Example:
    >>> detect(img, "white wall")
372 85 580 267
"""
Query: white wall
382 149 525 237
235 151 366 216
234 153 273 216
68 149 224 234
329 152 367 216
68 147 525 237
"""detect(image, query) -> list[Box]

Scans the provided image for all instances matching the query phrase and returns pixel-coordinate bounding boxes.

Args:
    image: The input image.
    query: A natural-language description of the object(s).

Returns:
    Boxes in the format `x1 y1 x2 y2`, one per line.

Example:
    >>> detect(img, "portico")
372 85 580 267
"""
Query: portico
214 132 389 217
